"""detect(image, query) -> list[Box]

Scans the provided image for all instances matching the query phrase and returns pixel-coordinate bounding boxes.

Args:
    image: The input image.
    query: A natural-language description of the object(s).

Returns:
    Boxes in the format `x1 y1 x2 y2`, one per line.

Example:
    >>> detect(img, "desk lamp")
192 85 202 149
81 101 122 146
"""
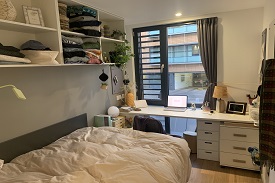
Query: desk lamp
0 85 26 100
213 86 227 113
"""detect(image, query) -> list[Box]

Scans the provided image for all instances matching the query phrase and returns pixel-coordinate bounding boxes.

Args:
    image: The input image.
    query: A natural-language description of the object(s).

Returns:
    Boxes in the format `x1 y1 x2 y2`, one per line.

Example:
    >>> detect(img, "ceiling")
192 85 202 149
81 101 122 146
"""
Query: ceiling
84 0 265 25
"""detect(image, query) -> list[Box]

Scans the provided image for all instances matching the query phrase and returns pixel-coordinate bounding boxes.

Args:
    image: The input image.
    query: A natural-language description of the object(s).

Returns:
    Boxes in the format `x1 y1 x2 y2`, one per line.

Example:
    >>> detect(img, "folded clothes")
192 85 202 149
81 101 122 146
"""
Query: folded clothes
72 29 101 37
62 35 83 44
63 50 86 58
0 49 25 58
0 61 28 65
63 48 84 52
69 16 97 23
82 41 100 50
84 49 101 56
69 20 101 28
62 36 83 49
67 6 97 18
64 56 89 64
0 54 31 63
82 37 99 43
0 43 20 52
71 26 99 31
62 43 83 49
21 40 51 50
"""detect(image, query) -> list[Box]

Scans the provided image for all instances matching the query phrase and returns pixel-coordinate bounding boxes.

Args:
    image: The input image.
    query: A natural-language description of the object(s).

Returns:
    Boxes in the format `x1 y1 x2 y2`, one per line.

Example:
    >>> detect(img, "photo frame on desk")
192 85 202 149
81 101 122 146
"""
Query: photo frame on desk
23 6 45 27
226 101 247 115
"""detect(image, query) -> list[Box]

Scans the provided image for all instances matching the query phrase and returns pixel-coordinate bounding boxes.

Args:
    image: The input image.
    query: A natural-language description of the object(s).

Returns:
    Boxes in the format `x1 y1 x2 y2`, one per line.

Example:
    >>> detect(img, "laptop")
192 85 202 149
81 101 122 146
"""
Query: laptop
164 95 188 112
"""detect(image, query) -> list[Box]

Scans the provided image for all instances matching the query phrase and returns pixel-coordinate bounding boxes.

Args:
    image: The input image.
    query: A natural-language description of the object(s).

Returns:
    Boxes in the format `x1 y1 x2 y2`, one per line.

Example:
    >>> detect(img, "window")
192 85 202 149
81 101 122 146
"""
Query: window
133 21 208 134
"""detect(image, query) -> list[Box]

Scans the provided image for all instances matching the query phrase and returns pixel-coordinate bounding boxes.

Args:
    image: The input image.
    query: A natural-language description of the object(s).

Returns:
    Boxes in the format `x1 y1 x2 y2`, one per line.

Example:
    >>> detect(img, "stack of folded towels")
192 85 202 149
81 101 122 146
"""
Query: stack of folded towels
82 37 102 64
58 3 69 31
62 35 89 64
0 43 30 65
67 6 102 37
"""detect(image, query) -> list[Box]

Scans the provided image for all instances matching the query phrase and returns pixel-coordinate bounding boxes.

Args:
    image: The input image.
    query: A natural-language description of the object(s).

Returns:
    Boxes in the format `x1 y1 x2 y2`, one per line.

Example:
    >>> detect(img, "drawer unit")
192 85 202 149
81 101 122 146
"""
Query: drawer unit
198 139 219 151
220 152 259 171
220 122 259 171
197 120 220 161
198 149 219 161
198 120 220 131
220 125 259 143
197 130 219 141
220 139 259 156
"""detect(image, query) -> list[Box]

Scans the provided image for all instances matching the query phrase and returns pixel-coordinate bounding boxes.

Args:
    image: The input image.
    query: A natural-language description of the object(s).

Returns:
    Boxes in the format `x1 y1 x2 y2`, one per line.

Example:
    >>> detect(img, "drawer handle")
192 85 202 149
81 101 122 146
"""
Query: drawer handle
205 151 212 154
205 122 212 125
233 134 247 137
205 142 212 144
205 132 212 134
233 159 246 164
233 146 246 151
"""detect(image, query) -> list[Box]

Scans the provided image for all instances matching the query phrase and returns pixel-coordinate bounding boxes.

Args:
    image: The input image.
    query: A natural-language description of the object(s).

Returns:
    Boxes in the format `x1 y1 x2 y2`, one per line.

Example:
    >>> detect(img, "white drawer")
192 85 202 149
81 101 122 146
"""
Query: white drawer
198 139 219 151
220 126 259 143
220 139 259 155
197 130 219 141
220 152 260 171
198 120 220 131
197 149 219 161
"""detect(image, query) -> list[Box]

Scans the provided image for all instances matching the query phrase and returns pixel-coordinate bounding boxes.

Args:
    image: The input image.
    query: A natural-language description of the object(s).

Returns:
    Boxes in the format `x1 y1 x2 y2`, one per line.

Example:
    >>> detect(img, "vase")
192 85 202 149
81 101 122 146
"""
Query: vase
0 0 17 21
126 92 134 107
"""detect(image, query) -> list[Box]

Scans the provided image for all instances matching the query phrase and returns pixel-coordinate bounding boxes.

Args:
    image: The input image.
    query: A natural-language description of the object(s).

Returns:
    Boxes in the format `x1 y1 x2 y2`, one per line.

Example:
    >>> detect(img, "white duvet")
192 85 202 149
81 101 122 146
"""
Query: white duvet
0 127 191 183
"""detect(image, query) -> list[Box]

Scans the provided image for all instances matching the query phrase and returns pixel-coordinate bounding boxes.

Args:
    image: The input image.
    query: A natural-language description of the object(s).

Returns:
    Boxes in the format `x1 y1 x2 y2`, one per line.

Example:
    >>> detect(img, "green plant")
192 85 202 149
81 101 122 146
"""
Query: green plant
111 29 126 38
109 40 134 68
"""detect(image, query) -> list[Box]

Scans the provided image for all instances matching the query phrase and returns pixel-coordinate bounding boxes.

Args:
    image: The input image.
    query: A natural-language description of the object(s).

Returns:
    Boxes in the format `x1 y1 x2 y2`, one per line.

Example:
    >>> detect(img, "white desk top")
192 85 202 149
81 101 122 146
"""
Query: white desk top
122 106 253 124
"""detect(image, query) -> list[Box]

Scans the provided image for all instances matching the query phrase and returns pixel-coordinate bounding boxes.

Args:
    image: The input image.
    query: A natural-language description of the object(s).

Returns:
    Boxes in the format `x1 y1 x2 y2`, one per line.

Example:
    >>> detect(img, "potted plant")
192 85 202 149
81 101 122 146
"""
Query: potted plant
100 82 108 90
109 40 134 68
111 29 126 40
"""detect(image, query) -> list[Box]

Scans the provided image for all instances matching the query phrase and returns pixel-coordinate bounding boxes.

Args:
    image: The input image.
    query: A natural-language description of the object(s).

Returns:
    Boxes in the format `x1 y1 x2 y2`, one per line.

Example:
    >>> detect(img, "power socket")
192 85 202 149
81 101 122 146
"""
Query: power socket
116 95 121 100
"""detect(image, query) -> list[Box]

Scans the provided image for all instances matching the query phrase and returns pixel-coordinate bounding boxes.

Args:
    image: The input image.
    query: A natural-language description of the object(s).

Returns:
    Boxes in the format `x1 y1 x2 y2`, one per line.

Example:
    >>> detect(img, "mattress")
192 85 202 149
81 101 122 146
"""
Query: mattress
0 127 191 183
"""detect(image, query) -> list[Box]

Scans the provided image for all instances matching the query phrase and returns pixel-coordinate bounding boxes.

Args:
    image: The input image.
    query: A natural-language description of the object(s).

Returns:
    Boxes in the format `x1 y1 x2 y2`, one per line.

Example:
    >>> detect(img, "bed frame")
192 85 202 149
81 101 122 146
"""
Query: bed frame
0 113 88 163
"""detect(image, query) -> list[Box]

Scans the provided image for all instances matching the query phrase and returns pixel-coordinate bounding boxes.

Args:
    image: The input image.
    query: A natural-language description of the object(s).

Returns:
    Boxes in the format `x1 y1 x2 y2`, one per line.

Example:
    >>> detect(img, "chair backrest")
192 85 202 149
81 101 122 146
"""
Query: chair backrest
133 116 166 134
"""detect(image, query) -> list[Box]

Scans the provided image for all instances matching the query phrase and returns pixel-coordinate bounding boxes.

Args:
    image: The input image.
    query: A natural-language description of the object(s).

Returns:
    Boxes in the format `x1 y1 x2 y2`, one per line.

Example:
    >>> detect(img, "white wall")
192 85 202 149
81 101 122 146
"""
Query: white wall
0 66 118 142
126 8 263 103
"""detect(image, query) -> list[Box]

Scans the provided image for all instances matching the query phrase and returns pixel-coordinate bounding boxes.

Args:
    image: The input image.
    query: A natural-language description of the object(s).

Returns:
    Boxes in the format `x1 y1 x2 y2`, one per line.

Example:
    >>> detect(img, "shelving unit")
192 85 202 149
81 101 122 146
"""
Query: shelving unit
0 0 125 67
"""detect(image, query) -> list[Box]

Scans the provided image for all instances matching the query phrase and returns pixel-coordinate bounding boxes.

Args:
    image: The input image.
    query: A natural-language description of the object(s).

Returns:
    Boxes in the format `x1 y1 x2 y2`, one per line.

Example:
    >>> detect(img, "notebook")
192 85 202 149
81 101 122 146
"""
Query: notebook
164 95 188 112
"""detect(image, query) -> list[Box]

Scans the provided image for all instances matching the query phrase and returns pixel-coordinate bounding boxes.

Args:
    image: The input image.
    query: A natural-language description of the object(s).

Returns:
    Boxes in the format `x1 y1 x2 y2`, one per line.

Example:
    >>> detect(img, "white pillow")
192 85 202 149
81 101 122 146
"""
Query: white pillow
0 159 4 169
20 50 59 65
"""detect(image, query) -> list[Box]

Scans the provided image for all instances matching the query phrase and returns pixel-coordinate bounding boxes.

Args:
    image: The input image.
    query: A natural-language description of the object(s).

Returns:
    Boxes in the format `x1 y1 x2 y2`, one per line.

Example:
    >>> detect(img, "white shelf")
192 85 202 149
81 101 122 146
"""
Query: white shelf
61 30 125 43
61 30 100 38
101 37 125 43
0 19 57 33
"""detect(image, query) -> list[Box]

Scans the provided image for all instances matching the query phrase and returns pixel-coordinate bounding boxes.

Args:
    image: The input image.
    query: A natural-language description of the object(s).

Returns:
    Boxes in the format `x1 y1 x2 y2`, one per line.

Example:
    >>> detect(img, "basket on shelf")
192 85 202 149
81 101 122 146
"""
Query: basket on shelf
0 0 17 21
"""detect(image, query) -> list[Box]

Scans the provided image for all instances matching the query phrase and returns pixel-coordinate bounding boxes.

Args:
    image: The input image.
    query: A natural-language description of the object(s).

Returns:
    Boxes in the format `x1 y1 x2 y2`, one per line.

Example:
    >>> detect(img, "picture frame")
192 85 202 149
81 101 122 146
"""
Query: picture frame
226 101 247 115
22 6 45 27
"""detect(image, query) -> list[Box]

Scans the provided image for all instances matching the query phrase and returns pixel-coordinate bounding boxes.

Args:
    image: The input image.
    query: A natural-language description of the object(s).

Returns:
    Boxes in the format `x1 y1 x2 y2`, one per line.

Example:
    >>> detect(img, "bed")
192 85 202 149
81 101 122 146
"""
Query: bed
0 113 191 183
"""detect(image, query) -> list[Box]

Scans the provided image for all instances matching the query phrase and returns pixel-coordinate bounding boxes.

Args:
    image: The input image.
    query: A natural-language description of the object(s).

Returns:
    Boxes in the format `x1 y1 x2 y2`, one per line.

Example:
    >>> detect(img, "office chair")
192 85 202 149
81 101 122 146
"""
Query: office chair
133 116 182 138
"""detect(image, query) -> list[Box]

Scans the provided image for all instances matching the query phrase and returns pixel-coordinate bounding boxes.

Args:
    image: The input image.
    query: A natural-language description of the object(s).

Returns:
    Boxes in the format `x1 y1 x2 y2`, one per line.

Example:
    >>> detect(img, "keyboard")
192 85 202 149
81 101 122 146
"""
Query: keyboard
163 107 187 112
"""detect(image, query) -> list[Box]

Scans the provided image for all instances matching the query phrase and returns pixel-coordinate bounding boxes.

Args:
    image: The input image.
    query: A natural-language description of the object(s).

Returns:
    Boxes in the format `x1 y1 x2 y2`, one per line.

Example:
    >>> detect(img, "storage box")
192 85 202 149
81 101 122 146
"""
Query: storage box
94 115 111 127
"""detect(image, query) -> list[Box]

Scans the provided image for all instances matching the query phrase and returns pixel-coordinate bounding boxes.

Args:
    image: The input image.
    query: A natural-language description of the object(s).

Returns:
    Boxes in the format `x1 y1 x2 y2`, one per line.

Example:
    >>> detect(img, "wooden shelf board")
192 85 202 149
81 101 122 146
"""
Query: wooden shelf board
0 19 57 33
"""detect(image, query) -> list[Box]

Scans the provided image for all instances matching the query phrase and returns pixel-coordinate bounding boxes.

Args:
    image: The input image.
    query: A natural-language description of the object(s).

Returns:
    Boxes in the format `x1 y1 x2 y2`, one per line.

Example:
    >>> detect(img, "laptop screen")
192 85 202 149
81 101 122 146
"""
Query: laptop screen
167 95 188 108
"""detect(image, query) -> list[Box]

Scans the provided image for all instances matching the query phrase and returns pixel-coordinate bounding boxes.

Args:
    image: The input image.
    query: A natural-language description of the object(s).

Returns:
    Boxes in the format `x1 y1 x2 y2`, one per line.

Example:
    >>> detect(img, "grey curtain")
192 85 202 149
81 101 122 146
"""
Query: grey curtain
197 17 218 110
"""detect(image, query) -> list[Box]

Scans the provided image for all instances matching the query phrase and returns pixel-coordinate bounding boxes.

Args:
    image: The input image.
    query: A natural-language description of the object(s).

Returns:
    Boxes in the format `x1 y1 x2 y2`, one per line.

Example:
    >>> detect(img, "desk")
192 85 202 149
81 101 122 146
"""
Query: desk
121 106 259 171
124 105 253 123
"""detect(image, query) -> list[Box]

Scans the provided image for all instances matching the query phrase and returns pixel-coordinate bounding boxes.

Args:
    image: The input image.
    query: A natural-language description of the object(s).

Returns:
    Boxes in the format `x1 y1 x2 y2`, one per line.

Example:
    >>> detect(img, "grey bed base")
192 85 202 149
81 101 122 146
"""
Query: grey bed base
0 113 88 163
